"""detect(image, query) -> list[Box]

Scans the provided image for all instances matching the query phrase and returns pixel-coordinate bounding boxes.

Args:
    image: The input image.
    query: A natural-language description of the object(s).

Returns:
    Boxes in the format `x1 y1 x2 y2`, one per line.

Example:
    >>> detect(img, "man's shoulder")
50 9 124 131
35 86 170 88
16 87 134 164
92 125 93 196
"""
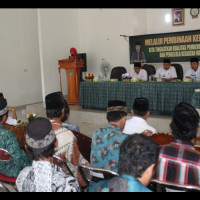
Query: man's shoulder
0 126 16 138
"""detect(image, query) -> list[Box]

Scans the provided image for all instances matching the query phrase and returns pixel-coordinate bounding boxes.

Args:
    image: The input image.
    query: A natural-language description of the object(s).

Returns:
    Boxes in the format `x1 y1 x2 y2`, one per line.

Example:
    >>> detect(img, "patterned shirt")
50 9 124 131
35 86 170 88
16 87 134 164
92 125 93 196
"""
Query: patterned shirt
90 124 127 173
16 161 80 192
0 124 32 177
153 139 200 187
89 174 152 192
50 120 89 187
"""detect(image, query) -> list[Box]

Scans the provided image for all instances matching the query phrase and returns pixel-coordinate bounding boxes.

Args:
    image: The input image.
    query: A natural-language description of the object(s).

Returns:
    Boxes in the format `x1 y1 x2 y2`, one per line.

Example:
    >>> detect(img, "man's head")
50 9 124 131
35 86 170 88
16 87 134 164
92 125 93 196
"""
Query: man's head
176 11 182 20
26 117 57 161
170 102 199 141
135 41 142 53
163 59 171 71
118 134 159 186
132 98 150 119
107 100 127 130
0 98 8 124
134 62 142 74
45 92 65 119
190 57 199 72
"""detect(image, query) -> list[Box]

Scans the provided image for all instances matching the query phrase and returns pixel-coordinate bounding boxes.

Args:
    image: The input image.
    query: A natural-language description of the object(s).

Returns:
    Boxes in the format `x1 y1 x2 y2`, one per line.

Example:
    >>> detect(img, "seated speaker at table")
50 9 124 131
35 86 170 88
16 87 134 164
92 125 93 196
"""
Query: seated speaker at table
185 57 200 81
155 59 177 82
131 62 148 81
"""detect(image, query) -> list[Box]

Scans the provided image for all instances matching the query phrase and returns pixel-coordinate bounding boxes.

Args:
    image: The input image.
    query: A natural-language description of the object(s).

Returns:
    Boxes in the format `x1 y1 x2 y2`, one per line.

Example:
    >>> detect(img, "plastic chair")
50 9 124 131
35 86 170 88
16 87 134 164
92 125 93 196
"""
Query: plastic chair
171 64 184 81
71 130 92 162
0 148 17 192
110 66 127 81
0 181 10 192
79 164 119 187
193 137 200 152
150 133 174 146
149 180 200 192
53 155 75 178
142 64 156 77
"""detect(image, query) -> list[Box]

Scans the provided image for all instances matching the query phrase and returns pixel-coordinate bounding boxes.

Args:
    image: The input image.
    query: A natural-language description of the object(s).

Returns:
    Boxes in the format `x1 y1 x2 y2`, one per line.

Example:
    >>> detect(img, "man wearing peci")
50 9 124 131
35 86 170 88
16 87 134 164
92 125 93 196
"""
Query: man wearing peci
131 62 148 81
185 57 200 81
155 59 177 82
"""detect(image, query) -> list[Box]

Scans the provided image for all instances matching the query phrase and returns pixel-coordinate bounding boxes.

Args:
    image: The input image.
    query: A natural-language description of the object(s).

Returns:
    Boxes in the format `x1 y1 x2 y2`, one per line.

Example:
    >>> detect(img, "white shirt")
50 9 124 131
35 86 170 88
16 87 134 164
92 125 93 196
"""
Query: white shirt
131 69 148 81
155 66 177 79
6 116 18 126
123 116 157 135
185 67 200 81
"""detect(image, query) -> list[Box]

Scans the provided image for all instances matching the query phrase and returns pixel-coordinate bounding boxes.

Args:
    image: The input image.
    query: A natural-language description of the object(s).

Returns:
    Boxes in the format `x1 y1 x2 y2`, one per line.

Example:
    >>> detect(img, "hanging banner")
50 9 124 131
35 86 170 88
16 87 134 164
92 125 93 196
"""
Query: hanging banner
129 29 200 63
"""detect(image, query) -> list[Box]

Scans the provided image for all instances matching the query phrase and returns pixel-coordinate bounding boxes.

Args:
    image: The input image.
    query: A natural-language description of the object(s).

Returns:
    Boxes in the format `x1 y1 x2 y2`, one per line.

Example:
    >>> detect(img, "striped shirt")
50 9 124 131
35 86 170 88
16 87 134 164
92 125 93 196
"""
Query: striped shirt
153 139 200 187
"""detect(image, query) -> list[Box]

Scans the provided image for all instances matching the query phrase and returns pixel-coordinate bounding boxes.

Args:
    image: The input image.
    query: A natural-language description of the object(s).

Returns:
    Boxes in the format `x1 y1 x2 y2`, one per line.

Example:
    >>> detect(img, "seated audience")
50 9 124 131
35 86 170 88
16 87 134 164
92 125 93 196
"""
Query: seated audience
185 57 200 81
16 117 80 192
62 100 80 132
153 102 200 188
123 97 157 135
0 93 18 126
45 92 88 187
0 98 31 177
90 100 128 173
89 134 159 192
155 59 177 82
131 62 148 81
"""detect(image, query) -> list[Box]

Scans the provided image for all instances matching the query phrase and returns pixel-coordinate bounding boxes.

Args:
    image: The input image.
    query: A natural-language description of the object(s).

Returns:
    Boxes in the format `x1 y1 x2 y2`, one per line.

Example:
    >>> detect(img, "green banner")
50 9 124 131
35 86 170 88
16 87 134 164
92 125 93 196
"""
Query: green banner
129 29 200 63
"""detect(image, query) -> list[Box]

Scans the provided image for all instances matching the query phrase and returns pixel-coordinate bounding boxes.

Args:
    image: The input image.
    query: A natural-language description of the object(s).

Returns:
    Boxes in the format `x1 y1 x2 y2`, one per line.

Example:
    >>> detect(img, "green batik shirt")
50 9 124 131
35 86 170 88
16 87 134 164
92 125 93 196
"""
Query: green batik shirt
0 125 32 177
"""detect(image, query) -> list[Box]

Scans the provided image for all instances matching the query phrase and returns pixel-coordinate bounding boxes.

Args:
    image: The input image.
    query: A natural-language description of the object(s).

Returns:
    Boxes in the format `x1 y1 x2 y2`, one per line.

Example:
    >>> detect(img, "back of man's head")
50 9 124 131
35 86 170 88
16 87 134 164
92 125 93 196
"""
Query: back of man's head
45 92 65 119
26 117 56 160
107 100 127 123
170 102 199 141
118 134 159 178
133 98 149 117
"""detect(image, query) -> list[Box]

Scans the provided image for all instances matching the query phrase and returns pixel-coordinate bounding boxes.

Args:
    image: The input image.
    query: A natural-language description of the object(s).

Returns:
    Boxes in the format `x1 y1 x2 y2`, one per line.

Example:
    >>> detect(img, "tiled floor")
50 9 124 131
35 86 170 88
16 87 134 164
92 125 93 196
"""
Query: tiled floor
12 102 178 138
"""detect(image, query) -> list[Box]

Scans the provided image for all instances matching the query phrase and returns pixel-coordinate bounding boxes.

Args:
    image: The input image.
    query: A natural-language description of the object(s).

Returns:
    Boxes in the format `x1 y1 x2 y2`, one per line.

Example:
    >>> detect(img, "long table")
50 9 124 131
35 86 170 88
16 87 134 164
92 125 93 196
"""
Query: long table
79 81 200 115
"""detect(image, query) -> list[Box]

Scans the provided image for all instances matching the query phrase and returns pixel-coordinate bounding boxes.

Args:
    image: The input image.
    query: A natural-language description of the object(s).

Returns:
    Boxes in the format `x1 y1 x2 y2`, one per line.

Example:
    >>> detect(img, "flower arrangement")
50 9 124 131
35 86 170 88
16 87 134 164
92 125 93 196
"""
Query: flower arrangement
122 73 132 79
85 73 95 79
27 112 37 122
85 73 95 82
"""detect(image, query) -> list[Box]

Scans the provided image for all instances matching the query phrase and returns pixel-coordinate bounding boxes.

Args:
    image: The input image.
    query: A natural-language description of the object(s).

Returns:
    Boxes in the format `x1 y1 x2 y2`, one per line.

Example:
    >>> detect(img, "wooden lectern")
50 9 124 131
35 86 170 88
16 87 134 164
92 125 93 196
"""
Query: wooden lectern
58 59 84 105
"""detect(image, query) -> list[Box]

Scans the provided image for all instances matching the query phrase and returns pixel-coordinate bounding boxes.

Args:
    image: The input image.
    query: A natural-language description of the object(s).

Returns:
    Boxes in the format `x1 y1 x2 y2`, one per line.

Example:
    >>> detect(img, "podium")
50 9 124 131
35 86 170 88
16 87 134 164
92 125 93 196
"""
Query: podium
58 59 84 105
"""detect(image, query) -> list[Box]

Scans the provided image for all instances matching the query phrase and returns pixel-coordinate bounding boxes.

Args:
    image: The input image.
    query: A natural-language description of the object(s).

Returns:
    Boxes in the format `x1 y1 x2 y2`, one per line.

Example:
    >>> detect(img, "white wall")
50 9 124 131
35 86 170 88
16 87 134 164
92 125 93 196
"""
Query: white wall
0 9 42 107
77 8 149 76
38 9 80 98
146 8 200 74
2 9 200 107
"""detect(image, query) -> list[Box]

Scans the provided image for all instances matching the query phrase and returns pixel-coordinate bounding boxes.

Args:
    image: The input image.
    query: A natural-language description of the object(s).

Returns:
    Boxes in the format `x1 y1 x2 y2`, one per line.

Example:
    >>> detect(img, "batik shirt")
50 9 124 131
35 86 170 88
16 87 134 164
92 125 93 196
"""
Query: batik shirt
0 124 32 177
153 139 200 187
89 174 152 192
16 161 81 192
91 124 127 173
50 120 89 187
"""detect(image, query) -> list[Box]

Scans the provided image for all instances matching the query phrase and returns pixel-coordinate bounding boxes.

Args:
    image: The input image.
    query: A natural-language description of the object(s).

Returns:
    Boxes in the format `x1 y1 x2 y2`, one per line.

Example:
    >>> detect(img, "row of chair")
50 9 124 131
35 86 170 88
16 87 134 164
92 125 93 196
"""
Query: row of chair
110 64 184 81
